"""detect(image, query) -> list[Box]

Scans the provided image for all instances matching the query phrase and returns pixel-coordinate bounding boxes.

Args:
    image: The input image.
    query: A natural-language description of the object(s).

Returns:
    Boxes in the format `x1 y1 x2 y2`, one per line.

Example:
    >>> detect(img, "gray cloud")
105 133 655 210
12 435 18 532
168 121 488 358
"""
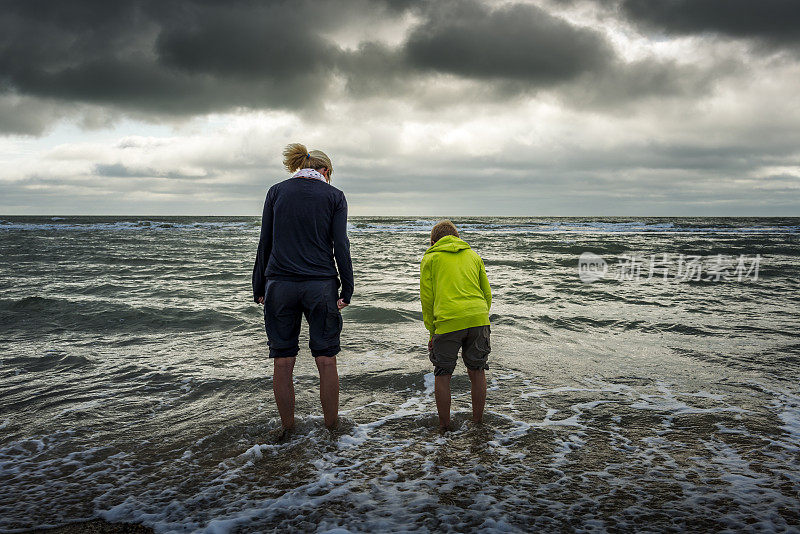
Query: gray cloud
0 94 68 135
555 54 737 110
567 0 800 49
94 163 214 180
2 0 798 216
618 0 800 46
0 0 736 135
404 1 613 84
153 2 338 94
0 0 342 118
342 0 725 109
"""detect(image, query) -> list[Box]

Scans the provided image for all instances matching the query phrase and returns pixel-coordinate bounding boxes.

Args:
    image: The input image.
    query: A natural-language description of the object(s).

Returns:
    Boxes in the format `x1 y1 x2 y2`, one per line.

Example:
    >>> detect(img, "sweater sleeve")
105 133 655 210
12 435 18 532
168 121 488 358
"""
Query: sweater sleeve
252 191 273 303
332 193 354 303
420 257 435 337
479 257 492 311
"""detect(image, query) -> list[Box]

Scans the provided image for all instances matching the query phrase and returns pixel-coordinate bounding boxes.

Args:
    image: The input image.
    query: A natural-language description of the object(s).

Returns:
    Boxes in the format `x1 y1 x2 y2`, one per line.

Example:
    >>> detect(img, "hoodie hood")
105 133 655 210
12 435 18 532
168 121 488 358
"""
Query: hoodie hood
424 235 471 255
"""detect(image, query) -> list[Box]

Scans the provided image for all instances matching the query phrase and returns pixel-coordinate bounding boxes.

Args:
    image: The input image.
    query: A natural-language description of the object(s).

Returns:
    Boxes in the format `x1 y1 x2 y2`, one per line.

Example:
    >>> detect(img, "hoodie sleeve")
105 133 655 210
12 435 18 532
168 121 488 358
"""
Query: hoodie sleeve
332 192 354 303
252 190 274 303
420 256 435 337
479 257 492 311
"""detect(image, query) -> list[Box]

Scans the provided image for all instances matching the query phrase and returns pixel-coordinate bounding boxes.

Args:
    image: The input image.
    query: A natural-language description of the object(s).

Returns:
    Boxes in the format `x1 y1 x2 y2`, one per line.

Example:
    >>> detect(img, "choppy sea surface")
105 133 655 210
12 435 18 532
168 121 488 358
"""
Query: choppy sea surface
1 215 799 533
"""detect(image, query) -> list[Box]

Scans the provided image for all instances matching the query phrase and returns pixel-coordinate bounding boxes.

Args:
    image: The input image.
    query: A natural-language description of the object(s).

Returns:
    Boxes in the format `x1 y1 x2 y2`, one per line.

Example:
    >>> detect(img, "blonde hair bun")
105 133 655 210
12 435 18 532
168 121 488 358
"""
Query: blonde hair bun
283 142 334 178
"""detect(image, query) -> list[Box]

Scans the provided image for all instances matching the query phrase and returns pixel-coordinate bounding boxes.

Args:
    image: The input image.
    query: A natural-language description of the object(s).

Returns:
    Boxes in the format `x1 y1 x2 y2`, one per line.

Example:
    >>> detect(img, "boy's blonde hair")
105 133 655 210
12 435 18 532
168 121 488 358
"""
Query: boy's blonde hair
283 142 334 179
430 220 459 245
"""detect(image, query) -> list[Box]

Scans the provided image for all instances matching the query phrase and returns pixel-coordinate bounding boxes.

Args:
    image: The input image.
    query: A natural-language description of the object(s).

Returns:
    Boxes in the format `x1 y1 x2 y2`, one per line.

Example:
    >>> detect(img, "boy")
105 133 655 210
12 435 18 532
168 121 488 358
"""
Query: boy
420 220 492 430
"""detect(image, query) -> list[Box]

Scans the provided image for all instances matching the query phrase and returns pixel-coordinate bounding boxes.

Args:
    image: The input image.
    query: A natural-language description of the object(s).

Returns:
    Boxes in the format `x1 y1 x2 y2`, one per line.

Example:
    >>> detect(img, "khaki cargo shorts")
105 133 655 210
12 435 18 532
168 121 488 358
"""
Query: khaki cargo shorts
429 325 491 376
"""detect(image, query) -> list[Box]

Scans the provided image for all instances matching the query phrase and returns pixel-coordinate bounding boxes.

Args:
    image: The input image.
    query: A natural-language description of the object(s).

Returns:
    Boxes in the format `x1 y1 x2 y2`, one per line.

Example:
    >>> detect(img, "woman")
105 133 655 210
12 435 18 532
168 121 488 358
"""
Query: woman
252 143 354 432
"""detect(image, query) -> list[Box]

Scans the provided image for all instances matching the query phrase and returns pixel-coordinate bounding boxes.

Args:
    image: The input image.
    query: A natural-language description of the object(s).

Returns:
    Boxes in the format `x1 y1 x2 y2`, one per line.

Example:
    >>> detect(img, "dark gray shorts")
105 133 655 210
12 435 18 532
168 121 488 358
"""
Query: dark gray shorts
263 278 342 358
429 325 491 376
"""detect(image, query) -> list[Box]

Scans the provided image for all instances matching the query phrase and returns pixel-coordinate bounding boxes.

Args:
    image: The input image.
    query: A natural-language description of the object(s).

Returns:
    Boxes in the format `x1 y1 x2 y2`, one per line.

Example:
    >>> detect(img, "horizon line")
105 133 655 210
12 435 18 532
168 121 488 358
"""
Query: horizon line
2 214 800 219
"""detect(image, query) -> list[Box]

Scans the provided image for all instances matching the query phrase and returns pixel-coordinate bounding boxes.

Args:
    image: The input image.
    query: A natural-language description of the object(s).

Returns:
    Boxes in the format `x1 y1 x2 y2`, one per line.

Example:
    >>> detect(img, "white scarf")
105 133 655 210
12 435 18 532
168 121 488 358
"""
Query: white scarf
292 168 328 183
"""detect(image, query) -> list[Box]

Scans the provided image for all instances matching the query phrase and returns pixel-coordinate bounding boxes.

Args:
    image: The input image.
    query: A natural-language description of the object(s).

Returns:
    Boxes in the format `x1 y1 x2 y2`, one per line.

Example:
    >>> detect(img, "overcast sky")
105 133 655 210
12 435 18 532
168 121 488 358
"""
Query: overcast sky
1 0 799 216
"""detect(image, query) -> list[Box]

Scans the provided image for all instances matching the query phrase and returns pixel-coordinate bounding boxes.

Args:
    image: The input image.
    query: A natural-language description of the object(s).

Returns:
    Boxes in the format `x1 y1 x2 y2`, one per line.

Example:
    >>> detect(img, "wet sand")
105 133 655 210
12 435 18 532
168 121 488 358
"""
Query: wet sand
33 519 153 533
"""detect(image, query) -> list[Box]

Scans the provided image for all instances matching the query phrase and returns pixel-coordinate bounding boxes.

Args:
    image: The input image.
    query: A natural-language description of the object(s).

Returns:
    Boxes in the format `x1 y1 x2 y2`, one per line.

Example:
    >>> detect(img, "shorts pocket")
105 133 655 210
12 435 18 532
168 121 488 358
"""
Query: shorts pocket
323 303 343 340
475 326 491 354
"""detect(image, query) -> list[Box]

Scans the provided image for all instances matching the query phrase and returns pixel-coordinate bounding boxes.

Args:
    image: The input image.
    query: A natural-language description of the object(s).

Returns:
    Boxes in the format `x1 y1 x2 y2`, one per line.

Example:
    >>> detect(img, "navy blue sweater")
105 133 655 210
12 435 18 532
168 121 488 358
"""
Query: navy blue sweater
252 177 354 303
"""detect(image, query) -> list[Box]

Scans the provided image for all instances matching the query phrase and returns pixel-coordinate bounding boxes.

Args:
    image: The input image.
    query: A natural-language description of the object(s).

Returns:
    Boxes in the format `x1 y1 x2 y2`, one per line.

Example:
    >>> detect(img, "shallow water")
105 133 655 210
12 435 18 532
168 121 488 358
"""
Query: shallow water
1 216 799 532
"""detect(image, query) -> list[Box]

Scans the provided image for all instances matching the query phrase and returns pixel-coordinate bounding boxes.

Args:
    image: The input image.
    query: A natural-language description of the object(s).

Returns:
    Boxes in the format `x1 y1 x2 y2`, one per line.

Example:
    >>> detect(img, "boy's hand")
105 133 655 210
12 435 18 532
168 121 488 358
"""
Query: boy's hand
257 297 264 304
337 298 349 310
428 339 433 352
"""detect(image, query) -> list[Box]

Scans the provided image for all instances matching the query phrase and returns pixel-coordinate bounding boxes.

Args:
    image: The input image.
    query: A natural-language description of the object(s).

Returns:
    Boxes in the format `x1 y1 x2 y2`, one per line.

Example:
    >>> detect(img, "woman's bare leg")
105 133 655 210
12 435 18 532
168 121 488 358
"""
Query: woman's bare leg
273 357 296 430
315 356 339 429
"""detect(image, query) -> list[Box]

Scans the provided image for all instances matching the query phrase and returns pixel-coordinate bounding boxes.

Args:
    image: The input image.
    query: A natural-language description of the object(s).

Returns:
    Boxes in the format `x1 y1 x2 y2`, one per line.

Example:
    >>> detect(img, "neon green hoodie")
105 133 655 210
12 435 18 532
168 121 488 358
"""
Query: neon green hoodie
420 235 492 337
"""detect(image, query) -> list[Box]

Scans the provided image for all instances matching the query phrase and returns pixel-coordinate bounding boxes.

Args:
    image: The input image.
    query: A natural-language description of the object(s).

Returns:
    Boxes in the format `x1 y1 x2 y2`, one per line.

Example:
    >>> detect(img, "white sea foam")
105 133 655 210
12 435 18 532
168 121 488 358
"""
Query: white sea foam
3 374 799 533
346 219 800 234
423 372 435 394
0 219 254 232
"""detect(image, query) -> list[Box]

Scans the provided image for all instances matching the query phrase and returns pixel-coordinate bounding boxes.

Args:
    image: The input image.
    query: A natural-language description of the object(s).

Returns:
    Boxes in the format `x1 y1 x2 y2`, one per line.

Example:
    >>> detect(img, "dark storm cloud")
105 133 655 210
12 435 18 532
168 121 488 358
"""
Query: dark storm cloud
622 0 800 44
154 3 334 79
581 0 800 47
0 0 739 135
0 0 341 124
338 41 416 98
404 1 613 83
341 0 710 107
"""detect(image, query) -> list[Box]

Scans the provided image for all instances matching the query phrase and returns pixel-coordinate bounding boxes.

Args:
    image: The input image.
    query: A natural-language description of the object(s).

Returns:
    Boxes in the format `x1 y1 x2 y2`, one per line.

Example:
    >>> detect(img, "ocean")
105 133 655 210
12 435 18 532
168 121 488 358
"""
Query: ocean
1 216 798 533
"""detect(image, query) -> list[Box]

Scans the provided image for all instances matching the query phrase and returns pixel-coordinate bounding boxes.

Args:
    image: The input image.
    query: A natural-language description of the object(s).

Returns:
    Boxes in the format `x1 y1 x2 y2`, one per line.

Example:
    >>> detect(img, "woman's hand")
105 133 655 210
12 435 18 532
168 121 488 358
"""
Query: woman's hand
337 298 349 310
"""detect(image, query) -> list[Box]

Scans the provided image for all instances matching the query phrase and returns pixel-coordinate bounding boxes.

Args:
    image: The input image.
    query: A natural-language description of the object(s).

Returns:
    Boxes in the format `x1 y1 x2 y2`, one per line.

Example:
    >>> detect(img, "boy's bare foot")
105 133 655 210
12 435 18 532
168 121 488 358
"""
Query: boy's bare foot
275 426 294 443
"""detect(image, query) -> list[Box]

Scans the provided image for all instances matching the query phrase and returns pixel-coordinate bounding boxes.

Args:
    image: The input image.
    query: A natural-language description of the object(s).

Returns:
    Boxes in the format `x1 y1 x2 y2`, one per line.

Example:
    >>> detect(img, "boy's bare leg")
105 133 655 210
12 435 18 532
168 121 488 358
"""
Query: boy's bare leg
273 357 296 431
467 368 486 423
315 356 339 429
434 375 452 429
